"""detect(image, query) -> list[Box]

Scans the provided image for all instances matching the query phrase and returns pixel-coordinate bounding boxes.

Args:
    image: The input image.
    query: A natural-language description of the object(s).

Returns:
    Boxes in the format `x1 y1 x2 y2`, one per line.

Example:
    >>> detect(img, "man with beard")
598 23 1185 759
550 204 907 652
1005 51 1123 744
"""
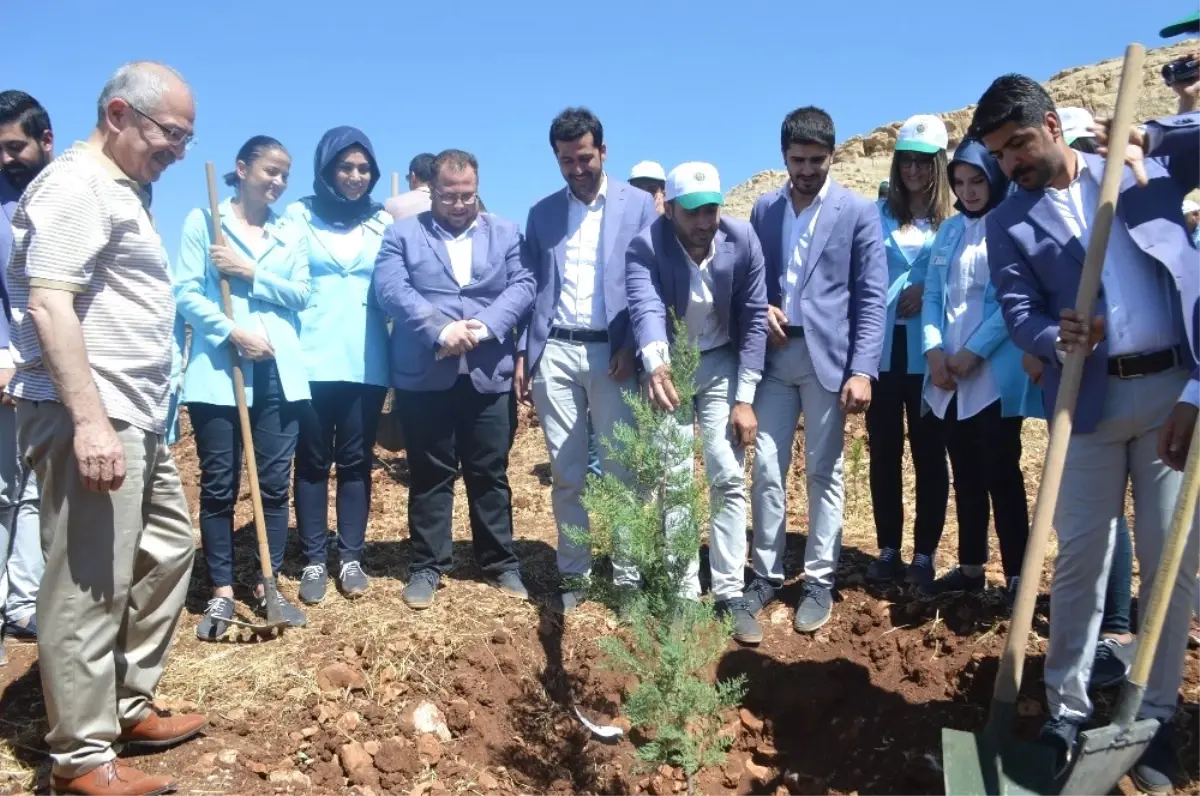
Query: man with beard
0 91 50 653
515 108 658 612
970 74 1198 794
625 162 767 601
733 107 887 643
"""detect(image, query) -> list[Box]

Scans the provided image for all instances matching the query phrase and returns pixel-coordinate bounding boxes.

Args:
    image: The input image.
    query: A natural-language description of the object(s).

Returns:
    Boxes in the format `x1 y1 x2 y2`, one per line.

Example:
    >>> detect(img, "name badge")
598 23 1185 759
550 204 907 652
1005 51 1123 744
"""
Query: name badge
930 254 949 267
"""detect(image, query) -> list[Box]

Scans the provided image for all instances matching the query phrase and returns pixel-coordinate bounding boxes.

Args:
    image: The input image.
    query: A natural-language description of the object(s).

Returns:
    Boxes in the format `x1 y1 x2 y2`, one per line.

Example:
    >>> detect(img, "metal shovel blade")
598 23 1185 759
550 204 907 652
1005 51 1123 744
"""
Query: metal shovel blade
1056 718 1158 796
942 727 1059 796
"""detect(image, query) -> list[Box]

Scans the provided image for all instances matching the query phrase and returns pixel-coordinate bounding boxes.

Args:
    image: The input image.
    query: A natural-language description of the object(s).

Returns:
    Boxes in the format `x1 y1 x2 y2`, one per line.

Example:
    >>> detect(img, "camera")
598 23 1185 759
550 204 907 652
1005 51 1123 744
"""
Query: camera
1162 56 1199 86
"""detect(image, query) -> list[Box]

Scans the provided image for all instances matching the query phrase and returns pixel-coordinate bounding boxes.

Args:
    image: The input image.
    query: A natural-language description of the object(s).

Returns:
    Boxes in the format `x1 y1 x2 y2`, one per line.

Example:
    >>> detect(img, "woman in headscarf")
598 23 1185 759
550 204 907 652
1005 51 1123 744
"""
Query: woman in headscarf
286 127 392 604
919 138 1039 600
176 135 311 640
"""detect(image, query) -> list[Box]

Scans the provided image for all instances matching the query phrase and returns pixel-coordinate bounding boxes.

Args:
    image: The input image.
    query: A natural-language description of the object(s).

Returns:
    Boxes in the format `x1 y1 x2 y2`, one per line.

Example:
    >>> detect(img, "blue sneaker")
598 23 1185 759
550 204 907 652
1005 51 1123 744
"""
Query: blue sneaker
1038 716 1083 774
3 616 36 642
403 569 441 610
1131 721 1178 796
794 583 833 633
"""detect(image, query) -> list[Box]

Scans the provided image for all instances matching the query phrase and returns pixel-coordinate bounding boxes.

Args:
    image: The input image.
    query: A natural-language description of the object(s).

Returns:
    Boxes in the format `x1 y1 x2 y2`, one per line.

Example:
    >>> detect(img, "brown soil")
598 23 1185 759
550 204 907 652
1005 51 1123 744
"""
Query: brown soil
0 408 1196 795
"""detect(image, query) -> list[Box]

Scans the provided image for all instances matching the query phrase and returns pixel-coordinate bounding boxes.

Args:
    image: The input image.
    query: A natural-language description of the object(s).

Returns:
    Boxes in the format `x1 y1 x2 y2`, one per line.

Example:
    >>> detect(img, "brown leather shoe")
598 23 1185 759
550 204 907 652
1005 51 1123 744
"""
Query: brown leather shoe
117 710 206 748
50 760 175 795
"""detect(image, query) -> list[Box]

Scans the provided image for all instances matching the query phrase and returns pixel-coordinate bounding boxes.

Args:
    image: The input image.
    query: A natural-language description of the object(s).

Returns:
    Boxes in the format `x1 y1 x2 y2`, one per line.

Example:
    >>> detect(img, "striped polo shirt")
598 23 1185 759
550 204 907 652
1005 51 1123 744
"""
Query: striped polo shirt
6 143 175 434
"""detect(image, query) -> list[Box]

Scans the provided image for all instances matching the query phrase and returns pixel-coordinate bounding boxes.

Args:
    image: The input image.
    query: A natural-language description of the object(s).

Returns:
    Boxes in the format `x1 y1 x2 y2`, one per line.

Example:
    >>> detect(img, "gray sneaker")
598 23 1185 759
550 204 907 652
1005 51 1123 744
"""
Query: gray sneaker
489 570 529 600
742 577 779 615
794 584 833 633
258 590 307 628
298 564 327 605
196 597 235 641
716 597 763 645
338 561 369 598
553 588 587 614
403 569 440 610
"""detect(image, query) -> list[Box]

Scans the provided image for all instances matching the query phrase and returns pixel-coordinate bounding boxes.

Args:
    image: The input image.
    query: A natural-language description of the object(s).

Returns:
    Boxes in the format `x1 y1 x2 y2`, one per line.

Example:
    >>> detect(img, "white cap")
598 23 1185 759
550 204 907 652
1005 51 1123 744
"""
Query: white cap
665 162 723 210
1184 199 1200 214
895 114 948 154
629 160 666 182
1058 107 1096 144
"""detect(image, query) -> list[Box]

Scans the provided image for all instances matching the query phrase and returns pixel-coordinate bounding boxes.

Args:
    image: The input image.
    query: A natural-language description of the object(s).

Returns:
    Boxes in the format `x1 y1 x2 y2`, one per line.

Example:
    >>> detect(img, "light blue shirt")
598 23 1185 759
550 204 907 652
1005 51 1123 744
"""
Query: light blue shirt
877 200 935 375
285 201 391 386
174 198 311 407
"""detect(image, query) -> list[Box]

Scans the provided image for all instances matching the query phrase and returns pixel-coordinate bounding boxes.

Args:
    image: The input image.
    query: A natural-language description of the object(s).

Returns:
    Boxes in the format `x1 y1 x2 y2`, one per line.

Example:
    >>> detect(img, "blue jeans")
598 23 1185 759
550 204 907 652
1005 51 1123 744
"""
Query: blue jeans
189 362 301 587
1101 515 1134 636
294 381 386 566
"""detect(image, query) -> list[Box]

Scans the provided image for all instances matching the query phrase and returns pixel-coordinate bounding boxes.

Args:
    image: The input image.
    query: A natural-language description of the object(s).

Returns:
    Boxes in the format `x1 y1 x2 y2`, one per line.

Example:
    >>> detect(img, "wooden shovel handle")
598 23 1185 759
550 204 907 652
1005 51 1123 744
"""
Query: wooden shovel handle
992 42 1146 706
204 162 275 582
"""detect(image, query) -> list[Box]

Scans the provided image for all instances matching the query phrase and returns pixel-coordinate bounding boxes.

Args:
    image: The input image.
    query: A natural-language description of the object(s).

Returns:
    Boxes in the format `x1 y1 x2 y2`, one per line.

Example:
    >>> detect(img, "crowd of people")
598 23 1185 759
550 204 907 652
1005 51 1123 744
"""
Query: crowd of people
0 23 1197 796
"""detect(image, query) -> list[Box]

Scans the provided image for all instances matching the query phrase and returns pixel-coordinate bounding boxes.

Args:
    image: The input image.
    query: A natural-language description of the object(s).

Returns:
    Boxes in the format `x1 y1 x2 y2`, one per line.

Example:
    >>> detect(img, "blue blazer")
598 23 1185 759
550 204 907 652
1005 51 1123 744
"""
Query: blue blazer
174 199 312 407
625 215 768 375
286 201 392 387
921 215 1042 419
165 311 186 444
373 212 535 394
750 181 888 391
986 112 1199 433
877 201 936 375
519 177 658 374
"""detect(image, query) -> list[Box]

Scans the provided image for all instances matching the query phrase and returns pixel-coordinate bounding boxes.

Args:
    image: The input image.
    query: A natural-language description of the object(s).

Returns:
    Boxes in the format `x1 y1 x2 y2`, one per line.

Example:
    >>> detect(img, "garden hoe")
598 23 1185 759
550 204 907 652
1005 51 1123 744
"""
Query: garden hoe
204 162 290 638
940 42 1145 796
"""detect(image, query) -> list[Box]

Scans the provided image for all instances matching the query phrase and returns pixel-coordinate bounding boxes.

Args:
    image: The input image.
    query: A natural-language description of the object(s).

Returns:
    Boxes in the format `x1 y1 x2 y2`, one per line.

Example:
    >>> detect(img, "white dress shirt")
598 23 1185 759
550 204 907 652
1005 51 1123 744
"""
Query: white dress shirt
925 216 1000 420
780 179 830 326
640 239 762 404
432 219 491 375
555 174 608 331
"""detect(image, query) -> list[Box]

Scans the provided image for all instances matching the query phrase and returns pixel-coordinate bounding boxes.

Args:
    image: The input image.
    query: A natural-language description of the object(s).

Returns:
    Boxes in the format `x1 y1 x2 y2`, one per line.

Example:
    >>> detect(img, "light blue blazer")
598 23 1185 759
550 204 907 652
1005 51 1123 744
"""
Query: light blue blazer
921 215 1042 419
877 201 934 375
165 311 186 444
174 198 311 407
286 201 392 386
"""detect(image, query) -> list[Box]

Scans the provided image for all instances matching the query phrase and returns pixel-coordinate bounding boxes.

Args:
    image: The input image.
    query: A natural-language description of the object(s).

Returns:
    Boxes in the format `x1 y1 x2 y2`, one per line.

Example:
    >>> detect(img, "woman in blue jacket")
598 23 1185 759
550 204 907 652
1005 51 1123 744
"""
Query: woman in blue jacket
866 115 955 589
175 136 311 640
286 127 391 604
919 138 1039 600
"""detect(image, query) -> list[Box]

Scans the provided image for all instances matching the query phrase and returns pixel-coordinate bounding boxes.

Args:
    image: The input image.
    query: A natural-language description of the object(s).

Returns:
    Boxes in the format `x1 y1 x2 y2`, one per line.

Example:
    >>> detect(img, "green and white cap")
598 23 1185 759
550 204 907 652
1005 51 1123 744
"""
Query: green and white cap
666 162 723 210
1058 107 1096 144
895 114 948 154
1161 11 1199 37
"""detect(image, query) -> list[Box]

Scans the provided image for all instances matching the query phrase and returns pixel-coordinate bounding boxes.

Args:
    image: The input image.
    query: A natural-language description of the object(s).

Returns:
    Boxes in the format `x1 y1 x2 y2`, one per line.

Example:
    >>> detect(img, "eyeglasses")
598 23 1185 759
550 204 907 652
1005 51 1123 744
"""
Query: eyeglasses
895 152 934 169
130 106 195 150
432 189 478 207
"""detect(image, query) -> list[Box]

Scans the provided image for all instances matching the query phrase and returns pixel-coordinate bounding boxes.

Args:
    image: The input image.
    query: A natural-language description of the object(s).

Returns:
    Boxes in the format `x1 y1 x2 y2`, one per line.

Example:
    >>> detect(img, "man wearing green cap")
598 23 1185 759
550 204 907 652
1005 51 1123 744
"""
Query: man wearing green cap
625 161 768 603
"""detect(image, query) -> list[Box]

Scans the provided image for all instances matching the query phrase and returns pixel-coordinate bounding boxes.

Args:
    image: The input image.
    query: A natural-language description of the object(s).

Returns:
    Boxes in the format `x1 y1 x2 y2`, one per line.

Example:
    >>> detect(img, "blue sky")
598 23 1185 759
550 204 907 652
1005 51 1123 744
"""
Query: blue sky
6 0 1190 261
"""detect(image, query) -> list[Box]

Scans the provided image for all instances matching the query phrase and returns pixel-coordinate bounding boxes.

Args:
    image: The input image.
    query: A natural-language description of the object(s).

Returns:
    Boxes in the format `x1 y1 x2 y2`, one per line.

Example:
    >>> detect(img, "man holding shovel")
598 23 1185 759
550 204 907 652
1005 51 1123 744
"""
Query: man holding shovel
971 73 1198 794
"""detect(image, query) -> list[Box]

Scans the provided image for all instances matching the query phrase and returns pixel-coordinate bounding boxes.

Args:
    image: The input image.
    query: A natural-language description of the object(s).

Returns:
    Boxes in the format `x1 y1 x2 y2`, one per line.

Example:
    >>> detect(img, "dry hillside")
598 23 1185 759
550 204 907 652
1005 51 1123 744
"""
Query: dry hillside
725 40 1197 216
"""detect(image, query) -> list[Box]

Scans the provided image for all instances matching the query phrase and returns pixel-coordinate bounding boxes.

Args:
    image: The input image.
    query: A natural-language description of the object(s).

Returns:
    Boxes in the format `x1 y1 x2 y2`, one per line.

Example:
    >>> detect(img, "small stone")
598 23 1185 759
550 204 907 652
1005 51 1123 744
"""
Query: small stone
247 760 270 777
339 741 372 775
477 771 499 791
770 606 791 625
411 701 452 742
316 704 337 725
373 737 418 775
189 753 217 776
745 760 772 782
285 686 306 700
433 631 448 647
739 708 764 734
648 775 670 795
490 628 511 645
337 711 362 733
318 662 367 693
288 732 304 743
301 726 319 738
411 781 433 796
349 767 381 789
723 755 745 788
269 770 312 789
416 734 443 765
613 716 633 734
429 781 449 796
225 707 248 723
363 740 381 757
216 749 238 768
351 787 379 796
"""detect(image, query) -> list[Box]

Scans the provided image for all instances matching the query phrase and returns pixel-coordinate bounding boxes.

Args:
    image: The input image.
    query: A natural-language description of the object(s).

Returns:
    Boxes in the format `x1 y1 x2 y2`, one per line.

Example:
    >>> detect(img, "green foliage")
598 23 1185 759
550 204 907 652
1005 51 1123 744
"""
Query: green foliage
564 315 746 789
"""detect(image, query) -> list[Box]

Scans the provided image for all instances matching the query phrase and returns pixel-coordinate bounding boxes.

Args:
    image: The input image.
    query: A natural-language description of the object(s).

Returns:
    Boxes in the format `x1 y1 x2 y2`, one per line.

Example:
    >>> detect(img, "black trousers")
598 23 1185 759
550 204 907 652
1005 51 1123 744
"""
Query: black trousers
940 397 1029 578
867 325 949 556
394 377 519 576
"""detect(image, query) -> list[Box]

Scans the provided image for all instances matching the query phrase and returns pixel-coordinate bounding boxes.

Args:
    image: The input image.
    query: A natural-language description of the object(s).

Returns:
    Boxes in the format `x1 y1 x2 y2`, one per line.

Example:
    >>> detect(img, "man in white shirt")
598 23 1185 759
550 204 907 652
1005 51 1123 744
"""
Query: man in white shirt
628 160 666 215
625 162 768 603
384 152 434 220
516 108 658 611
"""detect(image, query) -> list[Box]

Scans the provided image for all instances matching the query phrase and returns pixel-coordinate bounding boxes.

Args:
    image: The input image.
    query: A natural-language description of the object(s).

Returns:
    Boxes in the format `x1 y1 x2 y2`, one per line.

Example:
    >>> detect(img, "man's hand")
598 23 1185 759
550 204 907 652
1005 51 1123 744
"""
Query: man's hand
438 320 479 358
647 365 680 412
1022 352 1044 385
0 367 14 408
1056 309 1105 356
947 349 984 379
609 347 635 382
765 305 790 348
1158 401 1198 471
897 284 924 318
729 402 757 447
1168 52 1199 113
229 328 275 362
840 374 872 414
513 354 532 406
75 418 126 493
1091 116 1149 187
927 348 956 390
209 245 257 281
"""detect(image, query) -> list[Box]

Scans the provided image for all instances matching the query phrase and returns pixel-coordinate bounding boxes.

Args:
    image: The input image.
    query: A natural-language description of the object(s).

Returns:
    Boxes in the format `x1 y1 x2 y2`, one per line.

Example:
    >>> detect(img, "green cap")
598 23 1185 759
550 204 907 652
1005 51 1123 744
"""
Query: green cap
1160 11 1199 37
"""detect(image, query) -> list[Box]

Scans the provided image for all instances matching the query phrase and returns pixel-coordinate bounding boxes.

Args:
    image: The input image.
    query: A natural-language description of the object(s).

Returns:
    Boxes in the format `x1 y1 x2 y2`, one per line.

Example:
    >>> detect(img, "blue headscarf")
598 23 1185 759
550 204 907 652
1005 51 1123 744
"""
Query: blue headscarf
949 137 1010 218
306 126 382 228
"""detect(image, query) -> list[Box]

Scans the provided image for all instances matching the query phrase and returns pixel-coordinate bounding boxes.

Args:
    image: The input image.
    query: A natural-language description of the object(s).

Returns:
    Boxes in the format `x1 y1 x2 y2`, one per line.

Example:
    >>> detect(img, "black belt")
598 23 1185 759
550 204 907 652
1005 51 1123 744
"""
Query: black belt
1107 348 1180 379
549 327 608 344
784 326 805 339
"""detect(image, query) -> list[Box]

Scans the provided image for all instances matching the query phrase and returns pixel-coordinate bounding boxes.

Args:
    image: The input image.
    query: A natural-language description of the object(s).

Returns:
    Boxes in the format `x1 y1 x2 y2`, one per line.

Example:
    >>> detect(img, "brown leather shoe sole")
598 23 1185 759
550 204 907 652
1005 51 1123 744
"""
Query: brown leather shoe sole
116 719 207 750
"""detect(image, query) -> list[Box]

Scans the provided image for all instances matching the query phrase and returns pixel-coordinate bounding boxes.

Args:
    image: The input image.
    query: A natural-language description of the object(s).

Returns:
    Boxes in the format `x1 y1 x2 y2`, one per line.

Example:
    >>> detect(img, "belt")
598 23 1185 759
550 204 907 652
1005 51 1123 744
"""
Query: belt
784 326 805 339
1107 347 1180 379
549 327 608 344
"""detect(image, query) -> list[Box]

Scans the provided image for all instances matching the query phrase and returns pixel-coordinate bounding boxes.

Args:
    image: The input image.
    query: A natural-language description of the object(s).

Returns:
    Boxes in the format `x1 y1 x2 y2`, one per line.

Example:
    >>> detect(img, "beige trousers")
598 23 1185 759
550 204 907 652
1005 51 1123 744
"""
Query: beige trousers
18 400 195 778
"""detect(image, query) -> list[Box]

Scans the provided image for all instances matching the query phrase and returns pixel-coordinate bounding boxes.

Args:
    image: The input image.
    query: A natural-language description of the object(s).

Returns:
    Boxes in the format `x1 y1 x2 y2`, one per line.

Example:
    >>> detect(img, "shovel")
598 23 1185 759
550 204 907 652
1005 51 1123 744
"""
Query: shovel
941 41 1145 796
203 162 290 638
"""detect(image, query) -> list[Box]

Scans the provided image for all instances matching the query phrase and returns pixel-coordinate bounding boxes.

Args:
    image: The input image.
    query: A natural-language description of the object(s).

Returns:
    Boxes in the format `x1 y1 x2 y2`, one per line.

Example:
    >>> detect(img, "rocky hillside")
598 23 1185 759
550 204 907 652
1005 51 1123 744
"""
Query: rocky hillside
725 41 1196 217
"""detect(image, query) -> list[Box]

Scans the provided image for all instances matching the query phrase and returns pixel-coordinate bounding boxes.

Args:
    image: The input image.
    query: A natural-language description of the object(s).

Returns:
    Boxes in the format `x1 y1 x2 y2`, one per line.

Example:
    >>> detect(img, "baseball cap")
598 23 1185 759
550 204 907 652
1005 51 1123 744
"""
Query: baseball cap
1161 11 1199 37
895 115 948 154
665 162 723 210
629 160 666 182
1184 199 1200 214
1058 107 1097 145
